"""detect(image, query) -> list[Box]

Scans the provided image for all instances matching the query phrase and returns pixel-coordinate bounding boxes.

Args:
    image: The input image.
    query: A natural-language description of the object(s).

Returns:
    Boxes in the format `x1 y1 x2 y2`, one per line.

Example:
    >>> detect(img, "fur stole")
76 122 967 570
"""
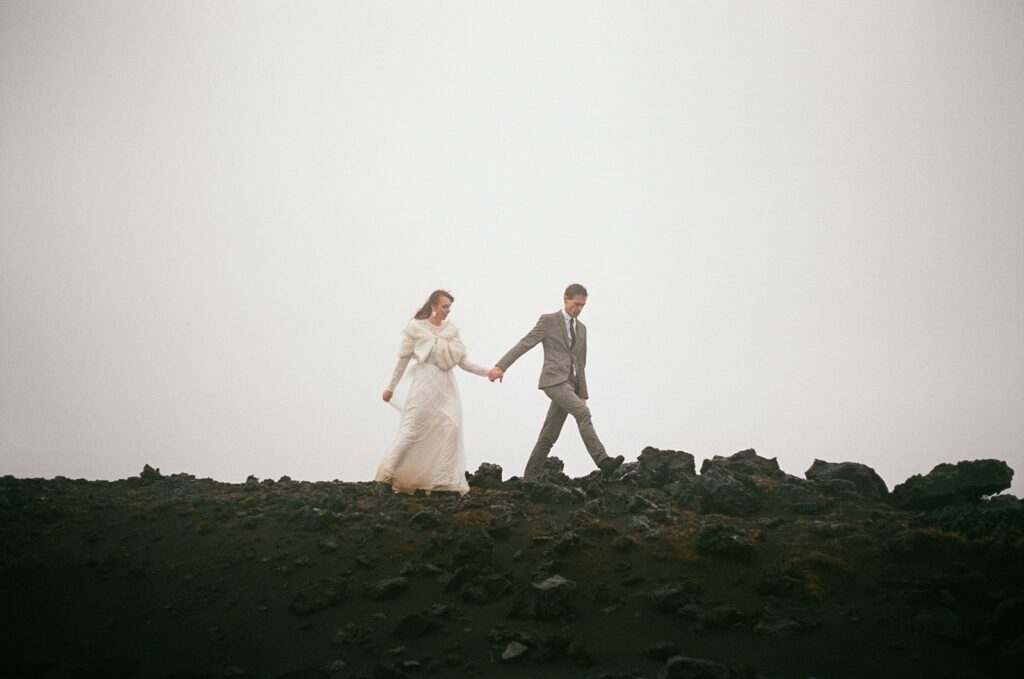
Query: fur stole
398 319 466 371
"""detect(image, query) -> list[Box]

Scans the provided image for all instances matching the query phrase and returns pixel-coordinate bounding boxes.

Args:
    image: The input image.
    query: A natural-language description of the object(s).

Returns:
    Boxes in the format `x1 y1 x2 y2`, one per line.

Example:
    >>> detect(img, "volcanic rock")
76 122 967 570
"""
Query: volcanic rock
501 640 530 661
139 464 163 482
2 453 1021 679
920 494 1024 539
700 449 785 479
768 476 828 514
363 577 409 601
699 468 762 516
467 462 503 489
634 447 697 487
408 507 443 529
647 582 704 615
460 573 513 605
891 459 1013 509
507 574 577 620
806 459 889 499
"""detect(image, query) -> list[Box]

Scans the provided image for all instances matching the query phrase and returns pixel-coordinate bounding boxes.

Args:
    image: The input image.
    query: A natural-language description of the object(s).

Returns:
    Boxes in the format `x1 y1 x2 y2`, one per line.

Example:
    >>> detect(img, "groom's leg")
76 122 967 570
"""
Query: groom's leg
524 398 568 480
543 381 609 467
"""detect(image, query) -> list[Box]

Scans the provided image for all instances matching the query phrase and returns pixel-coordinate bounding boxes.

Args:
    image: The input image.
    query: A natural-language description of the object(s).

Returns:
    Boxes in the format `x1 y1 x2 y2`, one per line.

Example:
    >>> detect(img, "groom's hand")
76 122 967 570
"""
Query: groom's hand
487 366 504 383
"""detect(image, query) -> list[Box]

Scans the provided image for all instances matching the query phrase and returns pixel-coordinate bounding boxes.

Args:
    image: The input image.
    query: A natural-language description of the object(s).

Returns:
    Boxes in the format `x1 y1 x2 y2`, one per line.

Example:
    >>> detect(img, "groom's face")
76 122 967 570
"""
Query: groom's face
563 295 587 318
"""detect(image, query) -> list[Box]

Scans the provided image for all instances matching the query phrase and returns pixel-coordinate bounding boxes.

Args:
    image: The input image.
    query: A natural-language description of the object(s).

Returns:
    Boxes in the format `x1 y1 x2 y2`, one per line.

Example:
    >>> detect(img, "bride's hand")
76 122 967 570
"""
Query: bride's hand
383 390 393 402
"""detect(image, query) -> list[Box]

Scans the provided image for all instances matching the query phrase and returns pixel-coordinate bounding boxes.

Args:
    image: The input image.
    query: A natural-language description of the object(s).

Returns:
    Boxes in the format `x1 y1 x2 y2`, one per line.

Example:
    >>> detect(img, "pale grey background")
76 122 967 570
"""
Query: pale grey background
2 1 1022 497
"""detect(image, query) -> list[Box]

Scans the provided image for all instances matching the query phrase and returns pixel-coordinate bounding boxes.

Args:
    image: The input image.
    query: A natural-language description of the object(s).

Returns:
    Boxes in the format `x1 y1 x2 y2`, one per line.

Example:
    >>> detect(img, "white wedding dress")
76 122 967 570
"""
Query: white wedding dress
375 318 488 494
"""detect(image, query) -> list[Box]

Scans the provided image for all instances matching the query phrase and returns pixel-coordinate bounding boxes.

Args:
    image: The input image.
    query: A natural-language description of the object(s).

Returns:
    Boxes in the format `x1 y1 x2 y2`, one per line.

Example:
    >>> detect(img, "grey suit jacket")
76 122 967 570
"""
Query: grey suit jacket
496 311 589 399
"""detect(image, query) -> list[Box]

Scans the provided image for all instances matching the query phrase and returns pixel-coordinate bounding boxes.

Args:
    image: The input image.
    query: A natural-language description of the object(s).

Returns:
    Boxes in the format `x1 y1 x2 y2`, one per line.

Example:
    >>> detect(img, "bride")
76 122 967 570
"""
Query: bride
376 289 489 494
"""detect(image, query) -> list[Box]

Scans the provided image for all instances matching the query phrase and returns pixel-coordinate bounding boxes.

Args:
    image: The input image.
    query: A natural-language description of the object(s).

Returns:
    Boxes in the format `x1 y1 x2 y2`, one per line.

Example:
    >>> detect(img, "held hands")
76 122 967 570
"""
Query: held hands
382 389 393 402
487 366 504 383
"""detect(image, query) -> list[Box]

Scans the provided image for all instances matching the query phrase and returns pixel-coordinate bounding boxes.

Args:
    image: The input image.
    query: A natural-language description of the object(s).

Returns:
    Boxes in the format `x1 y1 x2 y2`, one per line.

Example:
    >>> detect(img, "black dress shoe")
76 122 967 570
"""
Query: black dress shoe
599 455 625 477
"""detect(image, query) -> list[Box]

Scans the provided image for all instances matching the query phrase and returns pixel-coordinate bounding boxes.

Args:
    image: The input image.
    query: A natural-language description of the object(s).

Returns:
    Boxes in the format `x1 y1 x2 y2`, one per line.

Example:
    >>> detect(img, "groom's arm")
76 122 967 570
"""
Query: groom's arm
575 327 589 399
495 315 546 372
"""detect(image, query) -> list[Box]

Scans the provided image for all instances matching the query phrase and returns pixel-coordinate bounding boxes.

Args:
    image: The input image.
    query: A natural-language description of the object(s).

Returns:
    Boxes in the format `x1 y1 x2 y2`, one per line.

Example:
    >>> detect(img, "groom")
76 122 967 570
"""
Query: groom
488 283 624 481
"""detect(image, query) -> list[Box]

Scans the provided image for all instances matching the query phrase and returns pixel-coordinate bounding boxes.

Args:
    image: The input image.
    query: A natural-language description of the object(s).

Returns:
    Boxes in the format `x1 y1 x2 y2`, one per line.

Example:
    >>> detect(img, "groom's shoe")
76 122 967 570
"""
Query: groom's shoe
599 455 625 478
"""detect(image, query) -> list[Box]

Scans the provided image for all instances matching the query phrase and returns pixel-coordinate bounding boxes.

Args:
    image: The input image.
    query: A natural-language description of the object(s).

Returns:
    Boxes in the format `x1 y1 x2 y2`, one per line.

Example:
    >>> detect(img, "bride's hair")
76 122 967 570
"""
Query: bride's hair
414 289 454 320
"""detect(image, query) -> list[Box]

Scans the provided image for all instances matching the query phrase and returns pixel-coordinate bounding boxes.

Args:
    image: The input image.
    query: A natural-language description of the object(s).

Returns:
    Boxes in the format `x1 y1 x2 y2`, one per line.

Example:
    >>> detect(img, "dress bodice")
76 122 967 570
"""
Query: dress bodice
386 319 488 390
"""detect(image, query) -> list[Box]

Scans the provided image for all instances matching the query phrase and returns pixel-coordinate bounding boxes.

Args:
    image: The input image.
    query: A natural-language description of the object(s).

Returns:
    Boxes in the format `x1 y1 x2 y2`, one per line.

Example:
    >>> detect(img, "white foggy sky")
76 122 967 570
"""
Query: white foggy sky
2 1 1022 497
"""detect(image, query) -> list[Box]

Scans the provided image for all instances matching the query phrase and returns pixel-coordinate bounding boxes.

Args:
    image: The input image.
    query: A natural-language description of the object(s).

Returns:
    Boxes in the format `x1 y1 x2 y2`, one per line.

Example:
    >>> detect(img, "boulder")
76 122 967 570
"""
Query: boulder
543 456 566 473
768 477 827 514
699 469 762 516
139 464 163 482
461 573 513 605
805 459 888 499
647 582 704 615
363 577 409 601
700 449 784 479
891 460 1014 510
635 447 697 487
468 463 503 489
507 574 577 620
663 475 701 511
923 495 1024 539
501 641 529 662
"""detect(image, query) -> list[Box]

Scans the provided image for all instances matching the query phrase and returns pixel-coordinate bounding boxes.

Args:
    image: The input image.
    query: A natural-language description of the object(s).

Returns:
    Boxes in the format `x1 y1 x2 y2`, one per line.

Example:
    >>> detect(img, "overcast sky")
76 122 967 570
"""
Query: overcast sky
2 1 1022 498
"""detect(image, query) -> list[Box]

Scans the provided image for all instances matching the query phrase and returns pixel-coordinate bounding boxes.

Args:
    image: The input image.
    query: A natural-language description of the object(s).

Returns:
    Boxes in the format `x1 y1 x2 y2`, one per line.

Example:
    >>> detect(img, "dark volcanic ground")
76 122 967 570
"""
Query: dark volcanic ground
1 448 1022 679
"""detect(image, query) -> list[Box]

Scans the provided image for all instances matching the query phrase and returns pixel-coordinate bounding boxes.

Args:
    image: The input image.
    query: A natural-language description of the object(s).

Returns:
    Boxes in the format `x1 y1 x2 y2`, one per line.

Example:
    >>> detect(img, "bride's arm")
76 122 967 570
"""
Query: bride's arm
458 356 489 377
386 356 411 391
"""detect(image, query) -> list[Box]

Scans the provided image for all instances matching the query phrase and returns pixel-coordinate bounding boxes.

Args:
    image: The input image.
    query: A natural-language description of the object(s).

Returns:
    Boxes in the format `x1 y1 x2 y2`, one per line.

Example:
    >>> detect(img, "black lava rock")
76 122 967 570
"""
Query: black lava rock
468 462 504 489
892 459 1014 509
805 459 889 500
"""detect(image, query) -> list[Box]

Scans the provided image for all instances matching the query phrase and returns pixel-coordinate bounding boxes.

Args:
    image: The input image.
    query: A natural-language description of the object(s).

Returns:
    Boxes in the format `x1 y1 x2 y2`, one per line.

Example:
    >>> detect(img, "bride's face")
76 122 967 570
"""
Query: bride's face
432 297 453 321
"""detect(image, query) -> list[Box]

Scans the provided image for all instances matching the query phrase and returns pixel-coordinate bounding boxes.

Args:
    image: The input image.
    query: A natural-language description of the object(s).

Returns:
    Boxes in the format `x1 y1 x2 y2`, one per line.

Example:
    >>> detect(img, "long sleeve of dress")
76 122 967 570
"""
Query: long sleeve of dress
458 356 489 377
386 356 411 391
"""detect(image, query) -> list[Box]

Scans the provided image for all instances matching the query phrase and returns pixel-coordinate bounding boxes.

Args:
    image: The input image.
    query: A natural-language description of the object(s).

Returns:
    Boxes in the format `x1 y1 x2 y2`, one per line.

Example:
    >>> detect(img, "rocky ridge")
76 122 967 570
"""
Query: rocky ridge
1 449 1021 678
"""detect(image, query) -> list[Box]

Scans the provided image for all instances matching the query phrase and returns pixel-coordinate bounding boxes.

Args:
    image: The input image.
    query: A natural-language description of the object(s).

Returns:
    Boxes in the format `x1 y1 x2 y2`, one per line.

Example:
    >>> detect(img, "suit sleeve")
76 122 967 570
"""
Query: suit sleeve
496 316 546 371
576 330 589 399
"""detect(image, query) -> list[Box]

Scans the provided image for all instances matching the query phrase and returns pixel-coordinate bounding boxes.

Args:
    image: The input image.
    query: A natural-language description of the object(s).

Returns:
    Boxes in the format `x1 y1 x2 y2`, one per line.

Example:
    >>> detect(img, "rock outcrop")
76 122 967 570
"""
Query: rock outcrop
891 459 1013 509
805 459 889 499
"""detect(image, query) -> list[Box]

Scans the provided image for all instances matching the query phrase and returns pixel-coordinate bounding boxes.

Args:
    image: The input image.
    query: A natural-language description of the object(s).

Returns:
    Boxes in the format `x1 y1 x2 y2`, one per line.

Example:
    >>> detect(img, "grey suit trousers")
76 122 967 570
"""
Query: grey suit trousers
524 377 608 480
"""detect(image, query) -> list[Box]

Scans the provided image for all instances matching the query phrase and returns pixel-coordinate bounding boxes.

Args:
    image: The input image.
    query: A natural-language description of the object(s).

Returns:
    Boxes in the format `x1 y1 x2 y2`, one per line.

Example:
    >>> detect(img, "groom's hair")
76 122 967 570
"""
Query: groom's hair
564 283 588 298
